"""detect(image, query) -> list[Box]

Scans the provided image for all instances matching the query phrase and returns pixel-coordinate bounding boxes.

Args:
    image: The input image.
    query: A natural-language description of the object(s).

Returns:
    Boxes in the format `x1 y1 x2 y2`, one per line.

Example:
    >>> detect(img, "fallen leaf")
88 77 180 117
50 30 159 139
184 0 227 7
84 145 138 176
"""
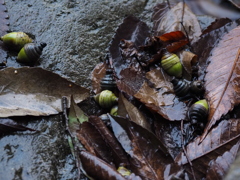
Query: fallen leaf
77 121 114 165
178 50 197 80
201 18 232 35
193 19 240 81
0 67 89 117
0 118 35 135
200 26 240 142
205 141 240 180
109 16 150 78
88 116 129 167
110 116 177 180
79 150 126 180
158 31 189 52
175 119 240 179
134 81 188 121
90 62 107 94
152 2 201 43
118 93 151 131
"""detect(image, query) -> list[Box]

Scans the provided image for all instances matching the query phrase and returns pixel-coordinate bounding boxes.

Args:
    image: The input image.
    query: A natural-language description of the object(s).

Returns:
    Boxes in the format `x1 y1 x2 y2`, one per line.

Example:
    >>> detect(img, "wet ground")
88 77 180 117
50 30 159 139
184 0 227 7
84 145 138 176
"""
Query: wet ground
0 0 159 179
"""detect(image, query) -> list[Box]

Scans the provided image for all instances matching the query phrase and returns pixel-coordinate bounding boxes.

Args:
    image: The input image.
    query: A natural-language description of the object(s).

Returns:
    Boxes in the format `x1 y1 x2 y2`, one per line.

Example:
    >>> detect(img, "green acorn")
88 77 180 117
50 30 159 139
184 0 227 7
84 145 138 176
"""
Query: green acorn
17 42 47 64
0 32 33 51
94 90 118 109
161 49 182 78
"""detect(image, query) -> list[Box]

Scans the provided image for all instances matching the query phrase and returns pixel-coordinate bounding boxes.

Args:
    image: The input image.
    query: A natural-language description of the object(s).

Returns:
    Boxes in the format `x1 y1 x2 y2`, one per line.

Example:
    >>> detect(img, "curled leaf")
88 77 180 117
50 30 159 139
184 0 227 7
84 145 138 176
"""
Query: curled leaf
91 62 107 94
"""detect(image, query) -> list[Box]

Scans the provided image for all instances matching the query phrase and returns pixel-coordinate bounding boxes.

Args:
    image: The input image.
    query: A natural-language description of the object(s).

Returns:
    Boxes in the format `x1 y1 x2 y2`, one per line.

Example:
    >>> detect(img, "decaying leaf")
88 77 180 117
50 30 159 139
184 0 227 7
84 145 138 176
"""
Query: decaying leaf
117 93 151 131
0 118 36 135
91 62 107 94
205 141 240 180
178 50 197 80
152 2 201 43
0 67 90 117
176 119 240 179
79 150 126 180
134 81 188 121
109 16 150 78
158 31 189 53
200 26 240 141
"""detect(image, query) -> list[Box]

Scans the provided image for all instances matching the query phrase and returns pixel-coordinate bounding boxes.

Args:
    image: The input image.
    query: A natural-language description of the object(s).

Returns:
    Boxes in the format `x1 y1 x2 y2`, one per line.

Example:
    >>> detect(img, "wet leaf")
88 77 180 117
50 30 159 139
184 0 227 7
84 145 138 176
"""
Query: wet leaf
88 116 129 167
110 115 178 180
109 16 150 78
68 96 88 137
77 121 114 165
118 93 151 131
193 19 240 81
0 67 90 117
79 150 126 180
152 2 201 43
200 26 240 141
175 119 240 179
0 0 9 64
134 81 188 121
145 68 173 89
158 31 189 53
91 62 107 94
0 118 35 135
201 18 232 35
206 141 240 180
178 50 197 80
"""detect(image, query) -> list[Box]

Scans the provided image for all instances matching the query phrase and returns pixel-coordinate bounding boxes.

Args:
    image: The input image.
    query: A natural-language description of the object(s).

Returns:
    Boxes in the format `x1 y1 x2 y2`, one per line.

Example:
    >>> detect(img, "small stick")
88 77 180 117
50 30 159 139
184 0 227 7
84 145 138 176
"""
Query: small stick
181 120 196 180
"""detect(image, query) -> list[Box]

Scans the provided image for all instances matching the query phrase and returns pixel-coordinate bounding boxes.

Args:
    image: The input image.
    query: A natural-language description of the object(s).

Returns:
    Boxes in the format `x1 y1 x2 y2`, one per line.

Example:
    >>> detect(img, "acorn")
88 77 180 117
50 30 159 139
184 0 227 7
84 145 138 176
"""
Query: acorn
94 90 118 109
161 49 182 78
0 32 33 51
100 68 116 91
17 42 47 64
188 99 209 125
110 105 118 116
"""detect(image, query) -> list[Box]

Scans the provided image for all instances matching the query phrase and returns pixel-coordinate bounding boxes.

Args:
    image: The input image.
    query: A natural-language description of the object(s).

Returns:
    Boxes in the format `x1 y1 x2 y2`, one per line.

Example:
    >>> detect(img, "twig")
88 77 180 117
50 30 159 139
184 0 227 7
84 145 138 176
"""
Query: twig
181 120 196 180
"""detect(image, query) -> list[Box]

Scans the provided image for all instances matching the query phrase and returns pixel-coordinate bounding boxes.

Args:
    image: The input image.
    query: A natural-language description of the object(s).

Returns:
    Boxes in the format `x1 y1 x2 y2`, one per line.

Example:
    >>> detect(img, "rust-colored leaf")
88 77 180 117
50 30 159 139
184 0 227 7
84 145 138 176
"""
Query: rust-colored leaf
0 67 90 117
200 26 240 142
152 2 201 43
91 62 107 94
158 31 189 53
175 119 240 179
79 150 126 180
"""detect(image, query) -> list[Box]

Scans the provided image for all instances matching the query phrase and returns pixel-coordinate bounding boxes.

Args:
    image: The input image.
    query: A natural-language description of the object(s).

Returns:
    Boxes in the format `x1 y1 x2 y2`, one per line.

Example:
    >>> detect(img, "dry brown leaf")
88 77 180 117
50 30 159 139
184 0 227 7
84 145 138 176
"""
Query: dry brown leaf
200 26 240 142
